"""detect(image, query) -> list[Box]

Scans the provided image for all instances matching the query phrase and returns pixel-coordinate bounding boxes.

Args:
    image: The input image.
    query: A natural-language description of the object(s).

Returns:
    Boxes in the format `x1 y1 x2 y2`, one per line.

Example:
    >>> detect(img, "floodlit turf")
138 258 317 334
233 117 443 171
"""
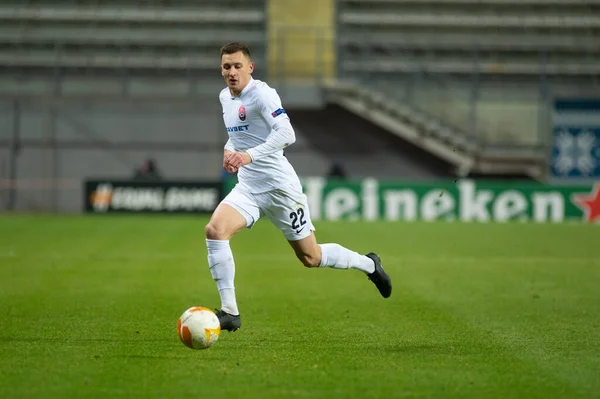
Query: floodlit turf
1 215 599 398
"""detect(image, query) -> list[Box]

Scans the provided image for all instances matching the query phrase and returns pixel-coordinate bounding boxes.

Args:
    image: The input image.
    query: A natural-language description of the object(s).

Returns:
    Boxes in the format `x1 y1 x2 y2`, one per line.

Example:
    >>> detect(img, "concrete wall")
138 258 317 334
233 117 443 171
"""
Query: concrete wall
0 94 227 213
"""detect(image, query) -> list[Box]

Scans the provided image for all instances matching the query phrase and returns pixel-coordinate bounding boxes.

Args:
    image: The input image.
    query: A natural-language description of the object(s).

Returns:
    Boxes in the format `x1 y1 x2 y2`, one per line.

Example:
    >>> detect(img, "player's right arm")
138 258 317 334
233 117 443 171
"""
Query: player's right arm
223 139 238 173
220 90 238 173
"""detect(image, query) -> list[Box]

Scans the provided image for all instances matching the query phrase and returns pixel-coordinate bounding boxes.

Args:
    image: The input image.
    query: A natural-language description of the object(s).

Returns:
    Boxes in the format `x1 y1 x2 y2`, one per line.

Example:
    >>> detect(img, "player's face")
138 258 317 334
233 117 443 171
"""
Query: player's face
221 51 254 95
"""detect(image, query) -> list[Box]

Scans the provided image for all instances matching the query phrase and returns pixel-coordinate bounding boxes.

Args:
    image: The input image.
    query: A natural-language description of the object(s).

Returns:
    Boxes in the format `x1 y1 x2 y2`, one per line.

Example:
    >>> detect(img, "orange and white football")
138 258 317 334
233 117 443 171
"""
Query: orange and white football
177 307 221 350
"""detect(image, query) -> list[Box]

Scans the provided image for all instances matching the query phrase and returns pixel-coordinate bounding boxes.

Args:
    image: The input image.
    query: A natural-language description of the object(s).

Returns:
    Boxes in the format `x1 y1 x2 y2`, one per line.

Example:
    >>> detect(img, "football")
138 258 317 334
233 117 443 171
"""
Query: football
177 306 221 350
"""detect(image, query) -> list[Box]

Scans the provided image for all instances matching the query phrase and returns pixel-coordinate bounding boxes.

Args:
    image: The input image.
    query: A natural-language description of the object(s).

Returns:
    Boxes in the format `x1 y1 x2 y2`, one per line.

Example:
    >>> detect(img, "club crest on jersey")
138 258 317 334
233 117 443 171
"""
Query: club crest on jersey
238 105 246 121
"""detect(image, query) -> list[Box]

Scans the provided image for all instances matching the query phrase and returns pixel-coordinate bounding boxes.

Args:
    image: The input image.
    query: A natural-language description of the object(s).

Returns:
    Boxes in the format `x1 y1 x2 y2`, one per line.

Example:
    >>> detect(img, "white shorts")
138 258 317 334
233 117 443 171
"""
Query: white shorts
221 183 315 241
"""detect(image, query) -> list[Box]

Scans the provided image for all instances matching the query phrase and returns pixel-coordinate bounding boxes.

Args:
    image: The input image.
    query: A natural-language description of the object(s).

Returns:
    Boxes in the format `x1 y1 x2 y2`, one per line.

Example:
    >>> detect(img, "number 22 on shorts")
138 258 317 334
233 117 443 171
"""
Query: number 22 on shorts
289 208 307 234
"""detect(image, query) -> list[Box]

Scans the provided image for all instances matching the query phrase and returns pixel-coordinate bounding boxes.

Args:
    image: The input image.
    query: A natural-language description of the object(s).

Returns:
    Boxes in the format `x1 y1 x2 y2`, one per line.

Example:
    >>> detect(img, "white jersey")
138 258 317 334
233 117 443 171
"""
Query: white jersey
220 78 302 194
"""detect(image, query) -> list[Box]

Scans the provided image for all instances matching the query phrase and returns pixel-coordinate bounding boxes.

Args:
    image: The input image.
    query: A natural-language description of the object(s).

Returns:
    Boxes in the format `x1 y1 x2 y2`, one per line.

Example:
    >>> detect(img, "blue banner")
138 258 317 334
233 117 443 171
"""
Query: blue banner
551 127 600 178
552 99 600 179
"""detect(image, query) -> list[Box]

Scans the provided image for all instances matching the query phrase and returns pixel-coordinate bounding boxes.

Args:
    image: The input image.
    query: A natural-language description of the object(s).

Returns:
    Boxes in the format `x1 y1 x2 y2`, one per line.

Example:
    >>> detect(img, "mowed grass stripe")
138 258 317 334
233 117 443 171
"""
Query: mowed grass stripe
399 260 600 398
0 215 598 398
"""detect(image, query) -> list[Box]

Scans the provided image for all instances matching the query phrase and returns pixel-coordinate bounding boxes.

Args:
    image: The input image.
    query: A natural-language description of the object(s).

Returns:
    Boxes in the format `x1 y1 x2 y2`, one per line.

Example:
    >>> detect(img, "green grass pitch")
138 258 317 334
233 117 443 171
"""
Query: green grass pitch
1 215 599 398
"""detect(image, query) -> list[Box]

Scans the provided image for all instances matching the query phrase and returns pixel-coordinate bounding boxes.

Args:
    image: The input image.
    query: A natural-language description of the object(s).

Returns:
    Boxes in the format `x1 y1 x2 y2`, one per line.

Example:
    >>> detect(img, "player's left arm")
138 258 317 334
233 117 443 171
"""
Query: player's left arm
227 89 295 168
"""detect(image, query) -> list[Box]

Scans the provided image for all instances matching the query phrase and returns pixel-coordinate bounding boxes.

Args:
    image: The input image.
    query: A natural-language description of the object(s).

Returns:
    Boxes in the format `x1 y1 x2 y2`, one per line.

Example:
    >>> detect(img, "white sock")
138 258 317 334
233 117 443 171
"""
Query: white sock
206 239 239 315
318 243 375 274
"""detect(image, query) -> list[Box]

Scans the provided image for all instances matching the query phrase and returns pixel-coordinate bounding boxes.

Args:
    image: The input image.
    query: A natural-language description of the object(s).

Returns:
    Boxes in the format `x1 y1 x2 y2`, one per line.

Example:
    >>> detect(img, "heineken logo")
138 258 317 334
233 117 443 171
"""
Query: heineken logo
302 178 600 223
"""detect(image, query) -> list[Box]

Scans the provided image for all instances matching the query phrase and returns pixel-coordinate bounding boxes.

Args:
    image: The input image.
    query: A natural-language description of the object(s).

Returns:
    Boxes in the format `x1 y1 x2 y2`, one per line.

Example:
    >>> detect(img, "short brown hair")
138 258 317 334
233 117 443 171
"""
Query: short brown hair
220 42 251 59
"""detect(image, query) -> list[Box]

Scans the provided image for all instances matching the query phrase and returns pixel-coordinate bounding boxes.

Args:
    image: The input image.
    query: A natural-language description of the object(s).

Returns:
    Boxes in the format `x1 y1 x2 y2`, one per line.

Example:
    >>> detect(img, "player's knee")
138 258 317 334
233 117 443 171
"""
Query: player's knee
297 252 320 268
205 222 229 240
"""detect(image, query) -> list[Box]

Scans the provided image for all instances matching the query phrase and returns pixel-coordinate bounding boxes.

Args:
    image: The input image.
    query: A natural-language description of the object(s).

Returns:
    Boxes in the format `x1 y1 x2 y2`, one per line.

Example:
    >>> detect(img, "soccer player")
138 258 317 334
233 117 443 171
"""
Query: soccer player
206 42 392 332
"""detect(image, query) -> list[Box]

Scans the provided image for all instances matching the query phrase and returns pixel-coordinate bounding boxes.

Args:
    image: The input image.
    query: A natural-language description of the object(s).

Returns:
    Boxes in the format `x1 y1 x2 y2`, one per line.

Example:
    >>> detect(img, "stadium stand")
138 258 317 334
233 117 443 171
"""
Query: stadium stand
0 0 267 76
328 0 600 179
337 0 600 76
1 0 597 182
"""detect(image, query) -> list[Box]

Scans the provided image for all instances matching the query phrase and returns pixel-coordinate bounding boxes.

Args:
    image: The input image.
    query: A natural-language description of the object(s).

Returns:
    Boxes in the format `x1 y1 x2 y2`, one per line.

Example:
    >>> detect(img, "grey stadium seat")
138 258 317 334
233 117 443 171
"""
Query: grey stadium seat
0 0 267 75
337 0 600 78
